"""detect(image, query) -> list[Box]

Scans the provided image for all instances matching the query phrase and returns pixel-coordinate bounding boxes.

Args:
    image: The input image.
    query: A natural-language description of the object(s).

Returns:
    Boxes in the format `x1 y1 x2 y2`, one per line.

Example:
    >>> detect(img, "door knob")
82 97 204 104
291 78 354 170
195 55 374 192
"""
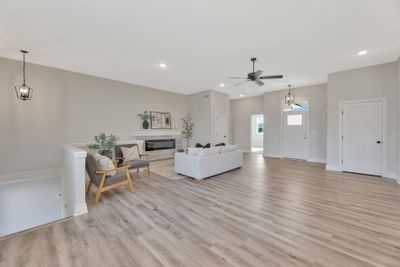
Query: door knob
377 141 381 144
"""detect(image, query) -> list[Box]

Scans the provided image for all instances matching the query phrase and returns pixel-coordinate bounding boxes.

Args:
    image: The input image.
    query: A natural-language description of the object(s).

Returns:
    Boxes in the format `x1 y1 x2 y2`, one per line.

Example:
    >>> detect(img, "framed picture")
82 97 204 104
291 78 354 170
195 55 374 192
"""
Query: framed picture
150 111 172 129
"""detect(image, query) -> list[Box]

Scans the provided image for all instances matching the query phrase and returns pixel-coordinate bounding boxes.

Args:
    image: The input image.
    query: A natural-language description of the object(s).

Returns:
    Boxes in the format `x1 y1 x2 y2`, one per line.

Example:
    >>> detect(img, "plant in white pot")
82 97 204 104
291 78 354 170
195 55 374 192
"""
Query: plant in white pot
88 132 119 159
137 111 151 129
181 113 194 149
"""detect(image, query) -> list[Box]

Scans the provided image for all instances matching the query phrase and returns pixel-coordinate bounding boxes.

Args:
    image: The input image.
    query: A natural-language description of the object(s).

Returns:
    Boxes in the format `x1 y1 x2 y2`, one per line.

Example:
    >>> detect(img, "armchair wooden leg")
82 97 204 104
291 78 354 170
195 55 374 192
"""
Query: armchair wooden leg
95 174 107 205
125 168 134 192
137 169 139 175
86 181 92 195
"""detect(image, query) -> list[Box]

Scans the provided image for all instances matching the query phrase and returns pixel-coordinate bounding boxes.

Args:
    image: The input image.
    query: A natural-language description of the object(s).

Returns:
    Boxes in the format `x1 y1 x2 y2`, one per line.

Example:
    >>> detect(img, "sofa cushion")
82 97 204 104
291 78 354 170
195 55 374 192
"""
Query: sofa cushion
203 143 211 148
197 146 221 157
94 153 116 176
215 143 225 147
221 144 238 153
188 147 201 156
121 146 140 161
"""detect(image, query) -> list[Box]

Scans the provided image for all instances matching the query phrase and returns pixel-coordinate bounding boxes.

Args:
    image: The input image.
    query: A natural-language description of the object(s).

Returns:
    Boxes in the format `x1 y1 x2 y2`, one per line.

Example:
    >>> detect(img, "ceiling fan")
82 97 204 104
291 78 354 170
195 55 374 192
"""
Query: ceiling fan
230 58 283 86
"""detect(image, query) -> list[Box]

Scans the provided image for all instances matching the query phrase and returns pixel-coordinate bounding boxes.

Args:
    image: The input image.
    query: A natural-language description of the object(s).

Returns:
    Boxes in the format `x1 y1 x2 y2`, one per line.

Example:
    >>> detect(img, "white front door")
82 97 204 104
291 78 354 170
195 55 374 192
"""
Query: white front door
342 101 383 176
283 111 308 160
215 112 229 144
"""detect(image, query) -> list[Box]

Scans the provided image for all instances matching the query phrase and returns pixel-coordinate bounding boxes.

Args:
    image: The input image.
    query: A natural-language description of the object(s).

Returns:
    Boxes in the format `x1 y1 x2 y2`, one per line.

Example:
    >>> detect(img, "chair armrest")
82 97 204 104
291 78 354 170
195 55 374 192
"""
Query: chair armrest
96 165 131 174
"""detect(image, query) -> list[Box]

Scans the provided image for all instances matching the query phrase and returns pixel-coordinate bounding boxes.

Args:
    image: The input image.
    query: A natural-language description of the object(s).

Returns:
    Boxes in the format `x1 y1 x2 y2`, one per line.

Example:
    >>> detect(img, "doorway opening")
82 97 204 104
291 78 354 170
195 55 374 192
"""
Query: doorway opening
251 114 264 153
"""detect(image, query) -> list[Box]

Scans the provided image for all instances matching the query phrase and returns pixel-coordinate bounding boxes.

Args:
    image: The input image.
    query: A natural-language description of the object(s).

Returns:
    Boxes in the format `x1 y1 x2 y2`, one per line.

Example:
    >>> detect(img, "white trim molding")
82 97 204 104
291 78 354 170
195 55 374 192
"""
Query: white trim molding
326 165 340 171
308 158 327 164
263 153 283 158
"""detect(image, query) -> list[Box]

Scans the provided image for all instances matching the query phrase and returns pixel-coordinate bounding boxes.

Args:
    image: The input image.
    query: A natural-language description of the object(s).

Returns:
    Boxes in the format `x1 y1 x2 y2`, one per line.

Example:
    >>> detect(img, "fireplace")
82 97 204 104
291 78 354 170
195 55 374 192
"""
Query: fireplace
145 139 176 151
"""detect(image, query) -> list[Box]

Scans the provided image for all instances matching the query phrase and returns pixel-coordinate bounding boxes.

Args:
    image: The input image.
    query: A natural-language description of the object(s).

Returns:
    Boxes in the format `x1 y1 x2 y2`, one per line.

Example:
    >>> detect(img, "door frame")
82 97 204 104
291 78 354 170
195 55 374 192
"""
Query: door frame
281 96 310 160
248 114 264 153
338 97 387 177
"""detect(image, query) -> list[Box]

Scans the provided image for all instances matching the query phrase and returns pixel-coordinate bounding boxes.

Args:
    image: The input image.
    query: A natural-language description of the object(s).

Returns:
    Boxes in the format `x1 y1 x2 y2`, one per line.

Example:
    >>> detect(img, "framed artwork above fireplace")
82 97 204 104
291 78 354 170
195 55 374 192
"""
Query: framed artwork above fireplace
151 111 172 129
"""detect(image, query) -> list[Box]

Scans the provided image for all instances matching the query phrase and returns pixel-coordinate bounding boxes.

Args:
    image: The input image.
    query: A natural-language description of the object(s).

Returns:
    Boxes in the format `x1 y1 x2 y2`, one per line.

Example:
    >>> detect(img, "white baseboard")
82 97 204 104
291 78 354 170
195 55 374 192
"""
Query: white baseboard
325 165 340 171
73 203 88 217
263 153 282 158
308 158 327 164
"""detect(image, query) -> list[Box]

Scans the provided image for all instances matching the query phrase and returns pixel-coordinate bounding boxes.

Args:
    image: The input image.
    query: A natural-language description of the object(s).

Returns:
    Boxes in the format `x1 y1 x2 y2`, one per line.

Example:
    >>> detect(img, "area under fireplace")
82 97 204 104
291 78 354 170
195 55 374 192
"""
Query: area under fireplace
145 139 176 151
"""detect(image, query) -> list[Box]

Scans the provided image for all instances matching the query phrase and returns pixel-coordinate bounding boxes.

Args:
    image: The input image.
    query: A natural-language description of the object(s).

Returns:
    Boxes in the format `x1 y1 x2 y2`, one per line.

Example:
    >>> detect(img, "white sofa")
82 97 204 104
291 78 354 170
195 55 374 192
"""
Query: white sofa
174 145 243 180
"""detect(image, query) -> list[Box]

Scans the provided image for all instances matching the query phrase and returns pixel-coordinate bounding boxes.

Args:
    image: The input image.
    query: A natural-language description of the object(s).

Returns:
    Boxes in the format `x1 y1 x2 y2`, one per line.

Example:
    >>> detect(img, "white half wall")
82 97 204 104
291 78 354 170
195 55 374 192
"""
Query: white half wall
230 96 264 152
327 62 398 177
0 57 188 175
263 84 327 162
397 57 400 182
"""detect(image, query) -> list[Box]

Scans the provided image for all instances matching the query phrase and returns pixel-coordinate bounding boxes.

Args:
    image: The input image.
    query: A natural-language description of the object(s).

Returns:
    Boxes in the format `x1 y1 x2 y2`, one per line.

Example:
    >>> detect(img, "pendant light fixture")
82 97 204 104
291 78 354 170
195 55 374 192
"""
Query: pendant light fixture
14 50 33 101
284 84 295 107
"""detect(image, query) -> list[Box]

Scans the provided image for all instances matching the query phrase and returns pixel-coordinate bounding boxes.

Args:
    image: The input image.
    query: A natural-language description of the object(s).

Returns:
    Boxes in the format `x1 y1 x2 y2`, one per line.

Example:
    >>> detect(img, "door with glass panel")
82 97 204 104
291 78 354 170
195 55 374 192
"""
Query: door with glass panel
283 111 308 160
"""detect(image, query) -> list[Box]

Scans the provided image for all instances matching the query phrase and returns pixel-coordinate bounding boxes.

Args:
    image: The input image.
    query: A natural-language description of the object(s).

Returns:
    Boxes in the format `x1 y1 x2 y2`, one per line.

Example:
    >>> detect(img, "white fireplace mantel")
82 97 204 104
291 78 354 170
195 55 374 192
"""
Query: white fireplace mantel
134 129 182 138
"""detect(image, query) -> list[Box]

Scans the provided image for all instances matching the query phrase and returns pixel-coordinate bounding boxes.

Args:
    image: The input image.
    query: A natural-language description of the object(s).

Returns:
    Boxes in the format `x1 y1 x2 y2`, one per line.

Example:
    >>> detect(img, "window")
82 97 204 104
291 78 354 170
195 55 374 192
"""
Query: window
256 116 264 134
283 97 309 112
287 115 302 126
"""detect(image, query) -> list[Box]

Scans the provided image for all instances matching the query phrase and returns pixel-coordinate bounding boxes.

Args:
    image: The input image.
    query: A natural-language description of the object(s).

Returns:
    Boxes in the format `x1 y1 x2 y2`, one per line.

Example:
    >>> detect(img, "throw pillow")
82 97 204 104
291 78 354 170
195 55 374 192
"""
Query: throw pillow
121 146 140 161
215 143 225 147
94 153 116 176
203 143 211 148
195 143 203 148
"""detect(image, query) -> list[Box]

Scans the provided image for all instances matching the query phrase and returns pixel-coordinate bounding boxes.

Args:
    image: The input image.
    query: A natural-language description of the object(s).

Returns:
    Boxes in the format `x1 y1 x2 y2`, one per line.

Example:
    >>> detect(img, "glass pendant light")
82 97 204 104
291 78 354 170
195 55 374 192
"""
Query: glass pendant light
284 84 295 107
14 50 33 101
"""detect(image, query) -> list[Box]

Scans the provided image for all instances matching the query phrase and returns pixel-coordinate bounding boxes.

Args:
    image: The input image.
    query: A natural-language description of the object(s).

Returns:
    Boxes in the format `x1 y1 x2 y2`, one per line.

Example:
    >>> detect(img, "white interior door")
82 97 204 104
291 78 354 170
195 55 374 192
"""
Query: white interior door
342 101 383 176
283 111 308 160
215 112 229 144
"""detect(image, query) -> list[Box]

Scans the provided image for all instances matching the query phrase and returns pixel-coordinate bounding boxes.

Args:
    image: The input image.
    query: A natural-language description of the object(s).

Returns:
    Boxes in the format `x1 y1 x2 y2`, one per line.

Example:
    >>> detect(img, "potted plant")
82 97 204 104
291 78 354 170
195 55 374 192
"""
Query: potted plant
88 132 119 159
137 110 151 129
181 113 194 149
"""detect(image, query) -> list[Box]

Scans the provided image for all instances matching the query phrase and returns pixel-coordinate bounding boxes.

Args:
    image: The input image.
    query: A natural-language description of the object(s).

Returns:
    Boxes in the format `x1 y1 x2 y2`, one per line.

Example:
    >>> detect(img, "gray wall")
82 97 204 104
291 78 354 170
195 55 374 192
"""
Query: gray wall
0 57 188 174
230 96 264 152
326 62 398 177
263 84 328 161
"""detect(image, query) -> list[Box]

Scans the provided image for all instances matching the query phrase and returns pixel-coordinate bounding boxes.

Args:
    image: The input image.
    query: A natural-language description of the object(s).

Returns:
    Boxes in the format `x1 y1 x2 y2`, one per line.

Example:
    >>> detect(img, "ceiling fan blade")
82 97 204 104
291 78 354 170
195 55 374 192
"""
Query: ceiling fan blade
229 77 246 79
255 79 264 86
254 70 263 77
259 75 283 79
234 79 250 86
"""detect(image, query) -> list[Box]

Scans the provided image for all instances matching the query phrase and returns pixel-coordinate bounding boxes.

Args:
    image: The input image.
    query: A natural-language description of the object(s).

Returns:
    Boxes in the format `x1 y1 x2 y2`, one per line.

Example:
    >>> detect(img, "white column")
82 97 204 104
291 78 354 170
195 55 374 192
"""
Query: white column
62 145 88 217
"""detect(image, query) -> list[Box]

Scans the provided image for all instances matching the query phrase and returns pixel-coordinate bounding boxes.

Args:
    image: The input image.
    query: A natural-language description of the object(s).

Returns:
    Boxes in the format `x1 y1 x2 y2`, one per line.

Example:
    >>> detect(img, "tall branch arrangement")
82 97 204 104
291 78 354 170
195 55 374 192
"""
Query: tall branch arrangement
181 113 194 147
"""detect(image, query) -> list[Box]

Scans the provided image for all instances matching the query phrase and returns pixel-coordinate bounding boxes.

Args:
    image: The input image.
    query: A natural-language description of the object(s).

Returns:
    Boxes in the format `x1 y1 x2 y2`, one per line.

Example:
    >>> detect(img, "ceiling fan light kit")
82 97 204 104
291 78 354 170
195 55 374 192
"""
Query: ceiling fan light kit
14 50 33 101
230 57 283 87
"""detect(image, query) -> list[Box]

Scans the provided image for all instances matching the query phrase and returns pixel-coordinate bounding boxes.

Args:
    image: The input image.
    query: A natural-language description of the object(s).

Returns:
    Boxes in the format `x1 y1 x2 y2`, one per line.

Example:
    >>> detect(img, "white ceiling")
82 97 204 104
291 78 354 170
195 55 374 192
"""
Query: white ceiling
1 0 400 99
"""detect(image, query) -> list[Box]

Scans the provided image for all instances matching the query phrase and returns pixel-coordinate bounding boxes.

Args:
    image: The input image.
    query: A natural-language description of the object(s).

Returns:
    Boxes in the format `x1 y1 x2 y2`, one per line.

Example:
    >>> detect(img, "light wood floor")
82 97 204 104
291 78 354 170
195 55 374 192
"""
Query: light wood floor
1 154 400 267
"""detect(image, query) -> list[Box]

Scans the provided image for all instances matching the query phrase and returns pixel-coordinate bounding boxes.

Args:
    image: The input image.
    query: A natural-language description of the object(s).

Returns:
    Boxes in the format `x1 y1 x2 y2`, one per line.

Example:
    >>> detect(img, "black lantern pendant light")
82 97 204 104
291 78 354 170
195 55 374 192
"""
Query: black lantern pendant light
284 84 295 107
14 50 33 101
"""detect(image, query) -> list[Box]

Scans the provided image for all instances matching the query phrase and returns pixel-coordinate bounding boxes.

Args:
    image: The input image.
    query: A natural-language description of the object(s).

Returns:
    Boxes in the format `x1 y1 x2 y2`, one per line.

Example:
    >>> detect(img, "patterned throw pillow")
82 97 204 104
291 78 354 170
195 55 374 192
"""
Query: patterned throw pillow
121 146 140 161
94 153 116 176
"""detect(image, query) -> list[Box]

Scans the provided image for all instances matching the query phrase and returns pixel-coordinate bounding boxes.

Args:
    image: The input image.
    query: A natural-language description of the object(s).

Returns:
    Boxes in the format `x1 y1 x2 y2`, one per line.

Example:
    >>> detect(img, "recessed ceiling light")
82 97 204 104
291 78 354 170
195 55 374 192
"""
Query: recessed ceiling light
159 63 167 68
220 83 225 87
239 94 244 97
357 50 367 56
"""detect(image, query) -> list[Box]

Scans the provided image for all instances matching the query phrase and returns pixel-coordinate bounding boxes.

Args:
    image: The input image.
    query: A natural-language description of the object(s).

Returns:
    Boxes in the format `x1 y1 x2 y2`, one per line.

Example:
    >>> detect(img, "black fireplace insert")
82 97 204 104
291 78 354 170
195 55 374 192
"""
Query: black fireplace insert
145 139 176 151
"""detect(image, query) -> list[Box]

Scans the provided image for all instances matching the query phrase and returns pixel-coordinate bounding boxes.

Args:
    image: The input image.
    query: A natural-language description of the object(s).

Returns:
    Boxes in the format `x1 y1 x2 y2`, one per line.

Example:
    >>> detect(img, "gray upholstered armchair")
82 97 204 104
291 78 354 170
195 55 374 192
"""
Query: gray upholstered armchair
114 144 150 176
85 153 134 205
